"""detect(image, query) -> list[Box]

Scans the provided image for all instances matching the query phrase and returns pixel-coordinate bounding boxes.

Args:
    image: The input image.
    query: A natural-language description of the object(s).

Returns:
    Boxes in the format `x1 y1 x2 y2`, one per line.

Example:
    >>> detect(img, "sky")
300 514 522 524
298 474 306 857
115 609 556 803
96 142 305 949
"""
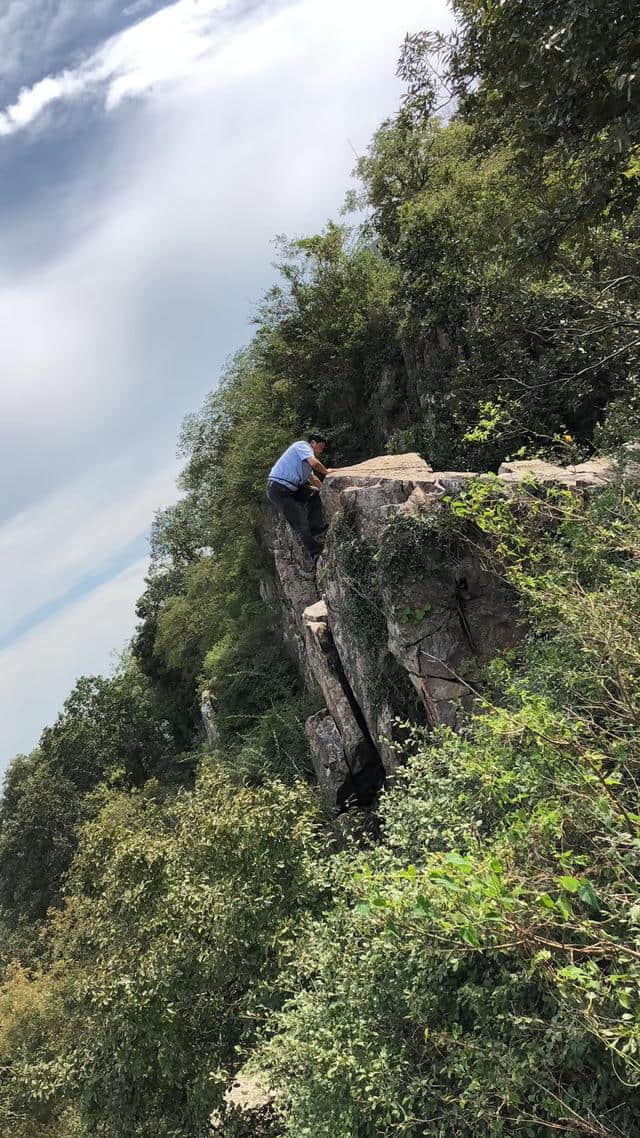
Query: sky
0 0 452 770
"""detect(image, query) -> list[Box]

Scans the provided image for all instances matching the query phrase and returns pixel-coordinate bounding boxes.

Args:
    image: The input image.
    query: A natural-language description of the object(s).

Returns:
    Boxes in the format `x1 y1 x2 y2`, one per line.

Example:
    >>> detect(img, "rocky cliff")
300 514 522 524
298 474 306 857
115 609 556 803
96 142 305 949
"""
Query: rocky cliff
260 452 614 808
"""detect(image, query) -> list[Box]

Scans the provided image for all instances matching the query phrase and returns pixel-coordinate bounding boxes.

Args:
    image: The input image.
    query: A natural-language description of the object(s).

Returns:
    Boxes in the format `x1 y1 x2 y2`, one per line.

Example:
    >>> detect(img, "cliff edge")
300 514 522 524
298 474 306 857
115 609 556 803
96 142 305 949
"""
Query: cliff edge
259 452 613 808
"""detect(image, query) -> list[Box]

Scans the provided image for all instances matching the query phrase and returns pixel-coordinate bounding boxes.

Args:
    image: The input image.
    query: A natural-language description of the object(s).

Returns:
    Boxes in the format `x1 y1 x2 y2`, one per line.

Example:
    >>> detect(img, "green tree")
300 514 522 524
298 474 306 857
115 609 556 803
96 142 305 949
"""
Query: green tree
0 661 183 926
0 962 86 1138
50 769 323 1138
444 0 640 215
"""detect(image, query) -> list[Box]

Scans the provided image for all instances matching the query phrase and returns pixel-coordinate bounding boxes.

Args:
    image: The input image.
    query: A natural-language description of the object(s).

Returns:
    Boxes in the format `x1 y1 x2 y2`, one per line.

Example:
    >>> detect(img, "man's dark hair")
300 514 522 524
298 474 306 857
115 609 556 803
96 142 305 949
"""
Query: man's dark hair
308 431 327 444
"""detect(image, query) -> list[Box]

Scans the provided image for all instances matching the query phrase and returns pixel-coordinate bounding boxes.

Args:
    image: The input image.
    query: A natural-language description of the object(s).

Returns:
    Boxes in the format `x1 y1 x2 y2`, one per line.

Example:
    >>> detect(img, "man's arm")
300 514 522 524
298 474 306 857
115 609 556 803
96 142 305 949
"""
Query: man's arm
308 473 323 490
308 456 331 476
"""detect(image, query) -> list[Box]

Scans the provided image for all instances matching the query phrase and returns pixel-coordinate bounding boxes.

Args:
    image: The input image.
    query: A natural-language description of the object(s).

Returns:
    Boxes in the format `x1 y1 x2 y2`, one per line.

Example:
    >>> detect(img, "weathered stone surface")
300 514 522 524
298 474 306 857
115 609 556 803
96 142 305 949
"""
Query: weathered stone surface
323 567 411 778
383 549 518 728
200 690 221 747
305 710 357 809
331 452 433 480
317 459 494 766
323 463 477 541
303 602 384 803
322 453 434 521
498 457 615 488
303 599 329 622
303 608 361 756
262 451 621 798
304 623 360 749
260 504 318 688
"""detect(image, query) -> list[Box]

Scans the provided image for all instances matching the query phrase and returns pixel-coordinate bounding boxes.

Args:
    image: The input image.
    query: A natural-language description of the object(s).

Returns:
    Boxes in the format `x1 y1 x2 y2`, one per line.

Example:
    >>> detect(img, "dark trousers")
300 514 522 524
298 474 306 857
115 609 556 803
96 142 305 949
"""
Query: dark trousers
267 481 324 554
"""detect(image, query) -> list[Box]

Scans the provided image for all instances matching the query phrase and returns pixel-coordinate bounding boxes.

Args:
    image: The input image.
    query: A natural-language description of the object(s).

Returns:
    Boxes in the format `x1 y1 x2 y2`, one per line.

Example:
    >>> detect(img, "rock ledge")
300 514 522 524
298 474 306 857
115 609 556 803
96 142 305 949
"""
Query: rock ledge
260 452 617 807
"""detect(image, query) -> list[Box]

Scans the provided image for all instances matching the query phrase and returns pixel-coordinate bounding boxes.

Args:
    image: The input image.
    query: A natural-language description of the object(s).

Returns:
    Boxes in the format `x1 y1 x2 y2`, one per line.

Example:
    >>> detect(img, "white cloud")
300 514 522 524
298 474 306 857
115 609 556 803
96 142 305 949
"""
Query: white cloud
0 556 151 766
0 0 232 135
1 0 451 485
0 0 452 138
0 69 87 133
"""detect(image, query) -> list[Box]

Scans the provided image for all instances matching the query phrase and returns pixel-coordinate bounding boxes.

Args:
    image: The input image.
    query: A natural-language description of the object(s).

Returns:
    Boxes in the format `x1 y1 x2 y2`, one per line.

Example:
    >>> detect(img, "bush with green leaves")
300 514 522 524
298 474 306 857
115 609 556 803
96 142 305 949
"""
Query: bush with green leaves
355 107 640 470
0 658 185 929
443 0 640 217
219 692 316 787
5 767 325 1138
0 962 87 1138
134 228 402 758
256 477 640 1138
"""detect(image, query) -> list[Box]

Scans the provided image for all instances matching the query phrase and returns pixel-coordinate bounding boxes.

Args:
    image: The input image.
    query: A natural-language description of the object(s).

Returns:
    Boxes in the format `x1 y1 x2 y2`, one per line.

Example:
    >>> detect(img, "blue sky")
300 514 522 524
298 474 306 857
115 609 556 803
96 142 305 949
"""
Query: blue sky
0 0 451 769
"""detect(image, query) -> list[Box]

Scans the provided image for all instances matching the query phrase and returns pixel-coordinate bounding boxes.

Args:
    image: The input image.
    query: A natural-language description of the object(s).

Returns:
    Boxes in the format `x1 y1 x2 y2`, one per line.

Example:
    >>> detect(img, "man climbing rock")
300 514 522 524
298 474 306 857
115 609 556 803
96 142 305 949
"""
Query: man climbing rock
266 432 333 556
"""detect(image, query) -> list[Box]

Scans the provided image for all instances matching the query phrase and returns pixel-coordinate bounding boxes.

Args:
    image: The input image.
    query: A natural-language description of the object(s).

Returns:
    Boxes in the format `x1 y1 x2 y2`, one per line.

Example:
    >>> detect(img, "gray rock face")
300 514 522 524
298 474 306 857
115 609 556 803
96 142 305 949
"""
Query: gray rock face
261 451 618 808
382 544 517 728
303 602 364 762
306 711 358 810
201 690 221 747
303 601 384 805
498 457 615 488
322 452 434 522
260 503 318 690
320 458 497 772
322 567 405 779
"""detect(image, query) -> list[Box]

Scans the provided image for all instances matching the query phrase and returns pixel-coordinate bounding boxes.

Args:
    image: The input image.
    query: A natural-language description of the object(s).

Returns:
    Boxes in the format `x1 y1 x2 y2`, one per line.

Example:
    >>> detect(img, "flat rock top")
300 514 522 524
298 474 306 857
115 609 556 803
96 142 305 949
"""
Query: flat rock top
321 453 617 523
498 457 614 484
327 453 432 481
327 452 616 486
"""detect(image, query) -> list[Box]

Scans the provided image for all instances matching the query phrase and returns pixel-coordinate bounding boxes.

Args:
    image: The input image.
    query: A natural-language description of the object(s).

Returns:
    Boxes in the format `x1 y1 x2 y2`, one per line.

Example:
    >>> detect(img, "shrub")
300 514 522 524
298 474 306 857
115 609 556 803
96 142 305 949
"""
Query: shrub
257 479 640 1138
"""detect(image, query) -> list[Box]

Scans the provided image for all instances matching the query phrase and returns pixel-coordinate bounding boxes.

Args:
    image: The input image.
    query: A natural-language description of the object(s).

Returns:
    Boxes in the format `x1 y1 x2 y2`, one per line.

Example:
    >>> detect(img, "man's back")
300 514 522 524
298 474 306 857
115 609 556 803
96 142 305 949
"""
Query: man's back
268 440 314 490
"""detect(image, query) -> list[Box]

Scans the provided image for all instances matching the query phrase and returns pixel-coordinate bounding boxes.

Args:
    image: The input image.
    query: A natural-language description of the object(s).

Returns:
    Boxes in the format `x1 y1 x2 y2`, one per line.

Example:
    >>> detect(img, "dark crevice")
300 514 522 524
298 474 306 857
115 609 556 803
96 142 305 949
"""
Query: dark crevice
319 628 386 810
455 577 478 654
403 609 450 649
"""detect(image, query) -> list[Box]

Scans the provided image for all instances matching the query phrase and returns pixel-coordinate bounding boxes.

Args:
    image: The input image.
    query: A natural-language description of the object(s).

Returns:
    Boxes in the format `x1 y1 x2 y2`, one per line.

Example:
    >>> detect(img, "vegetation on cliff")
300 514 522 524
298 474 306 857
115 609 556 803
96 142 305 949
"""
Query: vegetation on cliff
1 2 640 1135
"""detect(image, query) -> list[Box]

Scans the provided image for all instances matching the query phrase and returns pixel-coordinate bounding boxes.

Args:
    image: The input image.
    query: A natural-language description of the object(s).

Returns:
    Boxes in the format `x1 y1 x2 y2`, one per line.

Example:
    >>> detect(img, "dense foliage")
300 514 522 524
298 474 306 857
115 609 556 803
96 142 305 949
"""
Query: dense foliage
258 478 640 1136
0 661 187 936
1 2 640 1134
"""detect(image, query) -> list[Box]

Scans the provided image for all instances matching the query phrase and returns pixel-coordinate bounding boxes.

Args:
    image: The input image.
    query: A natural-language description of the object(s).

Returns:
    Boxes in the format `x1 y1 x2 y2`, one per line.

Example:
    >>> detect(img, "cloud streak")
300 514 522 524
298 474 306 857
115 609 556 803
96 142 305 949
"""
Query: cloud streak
0 556 152 767
0 0 233 136
0 454 180 646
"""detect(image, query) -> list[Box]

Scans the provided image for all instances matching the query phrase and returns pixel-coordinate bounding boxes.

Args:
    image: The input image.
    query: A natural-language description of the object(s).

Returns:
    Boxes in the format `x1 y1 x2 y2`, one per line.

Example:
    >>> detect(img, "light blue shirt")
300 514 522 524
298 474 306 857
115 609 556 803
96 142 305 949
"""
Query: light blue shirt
268 440 314 490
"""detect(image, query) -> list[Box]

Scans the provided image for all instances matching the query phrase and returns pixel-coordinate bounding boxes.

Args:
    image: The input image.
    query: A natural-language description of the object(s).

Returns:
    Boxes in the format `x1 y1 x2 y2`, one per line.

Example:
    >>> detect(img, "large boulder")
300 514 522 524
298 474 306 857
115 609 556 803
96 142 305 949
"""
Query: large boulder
261 451 619 801
320 458 511 769
322 452 434 522
302 600 384 806
380 527 518 729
